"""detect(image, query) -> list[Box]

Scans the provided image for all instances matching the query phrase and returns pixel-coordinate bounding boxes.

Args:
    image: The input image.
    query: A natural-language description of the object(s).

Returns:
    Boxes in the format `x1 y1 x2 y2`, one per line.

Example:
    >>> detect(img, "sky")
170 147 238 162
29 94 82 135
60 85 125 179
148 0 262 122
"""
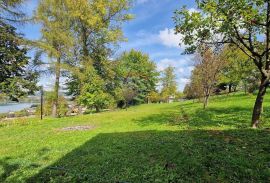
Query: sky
20 0 196 91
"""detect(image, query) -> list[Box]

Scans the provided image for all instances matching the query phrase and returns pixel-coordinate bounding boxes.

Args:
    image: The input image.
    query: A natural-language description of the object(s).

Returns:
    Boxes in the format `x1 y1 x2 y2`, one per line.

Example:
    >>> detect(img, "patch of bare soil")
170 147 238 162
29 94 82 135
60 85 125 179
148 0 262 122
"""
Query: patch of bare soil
61 125 95 131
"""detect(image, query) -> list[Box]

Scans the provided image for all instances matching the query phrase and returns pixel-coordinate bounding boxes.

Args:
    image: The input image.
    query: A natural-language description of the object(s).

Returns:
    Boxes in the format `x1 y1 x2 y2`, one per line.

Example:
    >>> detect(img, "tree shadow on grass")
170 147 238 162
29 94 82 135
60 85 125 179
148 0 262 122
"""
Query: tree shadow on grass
0 157 20 182
189 106 252 129
27 130 270 183
134 103 255 129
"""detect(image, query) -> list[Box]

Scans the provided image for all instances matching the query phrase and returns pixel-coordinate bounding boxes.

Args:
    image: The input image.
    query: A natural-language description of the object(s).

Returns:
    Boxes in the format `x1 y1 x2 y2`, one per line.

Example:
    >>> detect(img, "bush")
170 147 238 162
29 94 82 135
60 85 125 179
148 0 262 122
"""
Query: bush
36 92 68 117
15 109 29 117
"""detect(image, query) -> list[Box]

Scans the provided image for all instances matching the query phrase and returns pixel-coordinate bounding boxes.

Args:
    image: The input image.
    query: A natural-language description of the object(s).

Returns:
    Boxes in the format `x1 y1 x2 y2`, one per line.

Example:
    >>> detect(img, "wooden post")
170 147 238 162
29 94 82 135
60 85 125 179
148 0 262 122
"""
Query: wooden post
40 86 43 120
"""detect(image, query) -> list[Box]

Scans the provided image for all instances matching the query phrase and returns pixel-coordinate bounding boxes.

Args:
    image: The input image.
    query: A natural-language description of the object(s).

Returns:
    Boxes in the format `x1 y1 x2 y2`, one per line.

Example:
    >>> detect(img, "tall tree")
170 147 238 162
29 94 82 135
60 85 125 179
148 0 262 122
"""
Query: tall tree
0 21 38 100
36 0 73 117
160 66 177 103
65 0 132 103
193 46 224 109
117 49 159 105
174 0 270 128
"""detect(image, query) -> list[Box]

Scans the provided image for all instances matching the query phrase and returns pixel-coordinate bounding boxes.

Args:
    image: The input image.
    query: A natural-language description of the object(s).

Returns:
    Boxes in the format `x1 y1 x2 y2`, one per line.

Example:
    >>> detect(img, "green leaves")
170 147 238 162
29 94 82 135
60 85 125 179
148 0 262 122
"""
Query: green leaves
160 66 178 102
117 49 159 105
77 66 114 112
0 21 38 99
174 0 269 56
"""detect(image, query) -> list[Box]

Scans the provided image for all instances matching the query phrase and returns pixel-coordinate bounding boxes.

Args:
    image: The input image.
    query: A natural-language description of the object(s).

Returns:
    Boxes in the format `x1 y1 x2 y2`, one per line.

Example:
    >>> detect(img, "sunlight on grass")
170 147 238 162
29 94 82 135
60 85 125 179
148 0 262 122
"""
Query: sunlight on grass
0 93 270 182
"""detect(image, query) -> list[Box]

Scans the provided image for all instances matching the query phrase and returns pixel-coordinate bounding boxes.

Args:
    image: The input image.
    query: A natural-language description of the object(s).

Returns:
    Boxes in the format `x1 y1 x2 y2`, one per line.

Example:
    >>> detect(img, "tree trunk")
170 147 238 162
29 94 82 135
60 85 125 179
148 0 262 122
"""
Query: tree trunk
203 94 209 109
233 85 237 92
251 78 268 128
95 106 100 113
244 81 247 94
228 84 232 93
52 57 61 118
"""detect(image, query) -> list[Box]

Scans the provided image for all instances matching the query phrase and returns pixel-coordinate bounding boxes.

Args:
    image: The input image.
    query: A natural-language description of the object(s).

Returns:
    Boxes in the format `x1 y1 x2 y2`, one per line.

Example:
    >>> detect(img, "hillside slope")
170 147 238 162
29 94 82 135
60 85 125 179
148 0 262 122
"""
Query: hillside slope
0 93 270 182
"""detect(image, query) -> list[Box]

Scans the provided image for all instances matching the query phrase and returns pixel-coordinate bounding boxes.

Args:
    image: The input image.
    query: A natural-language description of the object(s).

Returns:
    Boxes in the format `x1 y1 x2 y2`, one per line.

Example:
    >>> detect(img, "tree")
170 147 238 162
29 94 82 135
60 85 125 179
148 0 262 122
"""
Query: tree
78 67 114 112
117 49 159 105
193 46 224 109
65 0 132 104
0 21 38 100
35 0 73 117
183 71 204 101
219 45 255 93
174 0 270 127
147 91 160 103
160 66 177 103
0 0 26 23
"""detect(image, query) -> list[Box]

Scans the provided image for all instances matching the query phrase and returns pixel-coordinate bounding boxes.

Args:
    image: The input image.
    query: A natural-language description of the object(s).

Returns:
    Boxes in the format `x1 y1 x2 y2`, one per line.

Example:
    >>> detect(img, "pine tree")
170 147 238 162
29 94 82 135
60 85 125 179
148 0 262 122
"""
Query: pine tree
0 21 38 100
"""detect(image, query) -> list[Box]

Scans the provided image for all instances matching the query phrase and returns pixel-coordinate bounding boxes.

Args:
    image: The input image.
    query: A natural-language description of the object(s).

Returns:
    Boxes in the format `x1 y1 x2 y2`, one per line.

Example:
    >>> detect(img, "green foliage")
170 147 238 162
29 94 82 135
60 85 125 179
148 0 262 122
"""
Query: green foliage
117 49 159 105
219 45 256 92
147 91 161 103
174 91 184 101
78 67 114 112
36 92 68 117
160 66 177 102
0 21 38 99
174 0 269 55
64 0 132 109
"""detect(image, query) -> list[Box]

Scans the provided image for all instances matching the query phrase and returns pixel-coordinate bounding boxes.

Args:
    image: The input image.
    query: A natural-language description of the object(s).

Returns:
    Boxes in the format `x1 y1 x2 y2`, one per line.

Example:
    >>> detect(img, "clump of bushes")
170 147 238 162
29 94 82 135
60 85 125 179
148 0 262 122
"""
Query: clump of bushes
15 109 29 117
36 92 68 117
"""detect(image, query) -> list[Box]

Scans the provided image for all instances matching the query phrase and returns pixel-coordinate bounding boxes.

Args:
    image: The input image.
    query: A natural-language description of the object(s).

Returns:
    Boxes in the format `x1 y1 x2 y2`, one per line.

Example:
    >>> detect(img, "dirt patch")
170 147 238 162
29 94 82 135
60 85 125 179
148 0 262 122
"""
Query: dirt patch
61 125 95 131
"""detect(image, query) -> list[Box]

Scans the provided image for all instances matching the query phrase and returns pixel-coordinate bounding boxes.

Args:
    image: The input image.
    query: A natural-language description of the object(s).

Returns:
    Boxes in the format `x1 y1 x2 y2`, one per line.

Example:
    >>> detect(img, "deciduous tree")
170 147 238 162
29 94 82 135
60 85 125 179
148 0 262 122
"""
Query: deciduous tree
117 49 159 105
174 0 270 127
193 46 224 109
35 0 73 117
160 66 177 103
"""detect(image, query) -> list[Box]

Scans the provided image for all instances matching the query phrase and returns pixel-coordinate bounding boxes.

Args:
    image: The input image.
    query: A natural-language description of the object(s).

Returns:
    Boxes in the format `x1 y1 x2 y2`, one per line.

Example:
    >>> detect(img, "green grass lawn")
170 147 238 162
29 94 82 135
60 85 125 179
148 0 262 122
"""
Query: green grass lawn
0 93 270 182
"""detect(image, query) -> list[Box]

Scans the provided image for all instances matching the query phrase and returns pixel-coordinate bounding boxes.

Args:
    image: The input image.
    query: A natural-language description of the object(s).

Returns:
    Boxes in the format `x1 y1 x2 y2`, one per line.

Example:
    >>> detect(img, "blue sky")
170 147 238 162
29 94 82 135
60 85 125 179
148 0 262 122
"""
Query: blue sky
21 0 196 91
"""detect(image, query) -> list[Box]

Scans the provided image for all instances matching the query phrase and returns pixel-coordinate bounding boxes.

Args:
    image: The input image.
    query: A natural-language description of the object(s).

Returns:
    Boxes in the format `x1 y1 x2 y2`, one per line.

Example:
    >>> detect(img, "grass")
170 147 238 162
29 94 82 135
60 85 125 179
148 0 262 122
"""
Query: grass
0 93 270 182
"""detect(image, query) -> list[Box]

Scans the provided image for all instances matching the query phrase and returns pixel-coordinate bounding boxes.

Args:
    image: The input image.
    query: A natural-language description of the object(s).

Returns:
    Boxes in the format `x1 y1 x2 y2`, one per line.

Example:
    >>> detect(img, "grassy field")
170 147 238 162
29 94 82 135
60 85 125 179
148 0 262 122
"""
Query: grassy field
0 93 270 182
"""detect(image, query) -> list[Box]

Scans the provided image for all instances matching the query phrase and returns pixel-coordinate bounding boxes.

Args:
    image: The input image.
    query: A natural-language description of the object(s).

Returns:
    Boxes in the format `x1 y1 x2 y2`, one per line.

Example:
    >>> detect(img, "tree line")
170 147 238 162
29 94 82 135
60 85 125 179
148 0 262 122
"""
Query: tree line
2 0 270 128
0 0 180 117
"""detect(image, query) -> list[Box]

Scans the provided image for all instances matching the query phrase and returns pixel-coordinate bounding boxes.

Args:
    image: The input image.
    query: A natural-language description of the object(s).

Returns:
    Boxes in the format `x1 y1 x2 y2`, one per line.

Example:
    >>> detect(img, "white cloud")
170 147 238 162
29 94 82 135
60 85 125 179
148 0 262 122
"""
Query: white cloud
188 8 199 14
156 57 193 72
158 28 184 48
156 56 194 91
122 27 186 50
177 78 190 90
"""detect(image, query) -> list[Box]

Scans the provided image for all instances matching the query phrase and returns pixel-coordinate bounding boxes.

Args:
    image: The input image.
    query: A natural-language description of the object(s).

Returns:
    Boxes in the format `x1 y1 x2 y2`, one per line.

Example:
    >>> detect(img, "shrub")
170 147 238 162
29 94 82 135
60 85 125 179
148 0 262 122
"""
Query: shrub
36 92 68 117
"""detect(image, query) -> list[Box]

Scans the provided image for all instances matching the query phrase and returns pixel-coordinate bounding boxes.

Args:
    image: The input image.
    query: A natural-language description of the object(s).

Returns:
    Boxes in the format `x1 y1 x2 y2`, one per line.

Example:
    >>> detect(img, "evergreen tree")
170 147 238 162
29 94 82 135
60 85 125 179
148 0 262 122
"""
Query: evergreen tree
0 21 38 100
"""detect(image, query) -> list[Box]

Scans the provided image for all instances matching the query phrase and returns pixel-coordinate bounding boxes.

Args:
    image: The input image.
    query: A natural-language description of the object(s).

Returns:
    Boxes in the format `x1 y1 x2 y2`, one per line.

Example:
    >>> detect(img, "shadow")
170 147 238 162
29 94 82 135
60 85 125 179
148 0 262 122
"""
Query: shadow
27 130 270 182
132 104 185 127
134 102 254 129
0 157 20 182
188 106 252 129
